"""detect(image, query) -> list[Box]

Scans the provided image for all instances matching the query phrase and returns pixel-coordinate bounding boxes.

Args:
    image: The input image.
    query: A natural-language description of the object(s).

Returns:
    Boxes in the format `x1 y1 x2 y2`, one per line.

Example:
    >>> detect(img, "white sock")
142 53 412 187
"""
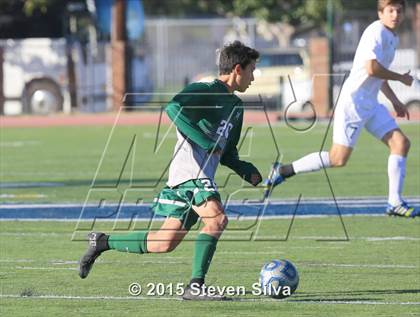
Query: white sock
292 151 331 174
388 154 406 206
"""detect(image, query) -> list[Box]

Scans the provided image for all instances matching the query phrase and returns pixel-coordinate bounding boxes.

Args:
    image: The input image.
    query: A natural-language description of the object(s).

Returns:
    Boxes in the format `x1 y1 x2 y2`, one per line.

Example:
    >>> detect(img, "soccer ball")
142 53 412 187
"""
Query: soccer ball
259 259 299 299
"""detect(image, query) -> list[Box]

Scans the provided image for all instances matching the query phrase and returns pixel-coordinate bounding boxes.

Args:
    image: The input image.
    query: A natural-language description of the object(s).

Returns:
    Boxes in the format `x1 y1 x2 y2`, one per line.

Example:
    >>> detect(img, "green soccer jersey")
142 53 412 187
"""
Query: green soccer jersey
165 79 259 187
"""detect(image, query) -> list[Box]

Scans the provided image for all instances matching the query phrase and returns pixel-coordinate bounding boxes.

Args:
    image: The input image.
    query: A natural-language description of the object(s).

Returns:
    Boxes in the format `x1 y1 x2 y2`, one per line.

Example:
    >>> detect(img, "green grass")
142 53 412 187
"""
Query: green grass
1 121 419 316
1 122 419 203
0 218 419 316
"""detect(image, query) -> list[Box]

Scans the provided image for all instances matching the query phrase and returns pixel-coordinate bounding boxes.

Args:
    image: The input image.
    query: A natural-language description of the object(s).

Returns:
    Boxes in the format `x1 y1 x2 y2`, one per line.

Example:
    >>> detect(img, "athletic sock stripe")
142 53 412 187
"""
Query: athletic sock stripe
153 198 187 207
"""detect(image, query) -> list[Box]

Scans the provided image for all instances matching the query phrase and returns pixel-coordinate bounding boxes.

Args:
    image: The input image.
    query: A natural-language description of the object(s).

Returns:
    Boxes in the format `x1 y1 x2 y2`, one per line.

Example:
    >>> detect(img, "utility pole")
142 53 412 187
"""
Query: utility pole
111 0 127 110
0 47 3 115
416 3 420 68
326 0 334 110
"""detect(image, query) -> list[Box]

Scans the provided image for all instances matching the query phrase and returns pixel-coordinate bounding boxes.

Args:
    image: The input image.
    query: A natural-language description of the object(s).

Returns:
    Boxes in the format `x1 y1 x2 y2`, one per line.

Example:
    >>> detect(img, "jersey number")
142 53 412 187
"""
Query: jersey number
216 120 233 139
200 179 216 192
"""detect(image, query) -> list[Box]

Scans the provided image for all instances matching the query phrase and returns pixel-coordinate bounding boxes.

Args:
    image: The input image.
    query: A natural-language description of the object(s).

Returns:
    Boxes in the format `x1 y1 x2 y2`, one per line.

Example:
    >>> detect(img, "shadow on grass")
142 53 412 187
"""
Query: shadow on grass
232 288 420 302
293 289 420 297
0 178 162 189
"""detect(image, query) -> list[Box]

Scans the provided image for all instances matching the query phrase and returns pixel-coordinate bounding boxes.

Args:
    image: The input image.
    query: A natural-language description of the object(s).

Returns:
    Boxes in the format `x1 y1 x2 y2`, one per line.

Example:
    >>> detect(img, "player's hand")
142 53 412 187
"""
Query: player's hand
213 149 223 156
250 172 262 186
393 100 410 120
209 146 223 156
399 71 413 86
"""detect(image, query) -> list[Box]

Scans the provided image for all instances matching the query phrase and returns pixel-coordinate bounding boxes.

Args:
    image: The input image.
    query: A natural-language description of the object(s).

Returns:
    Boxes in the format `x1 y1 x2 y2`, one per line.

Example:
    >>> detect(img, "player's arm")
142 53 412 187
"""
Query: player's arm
366 59 413 86
166 101 220 151
381 81 410 119
219 113 262 186
165 83 220 152
220 147 262 186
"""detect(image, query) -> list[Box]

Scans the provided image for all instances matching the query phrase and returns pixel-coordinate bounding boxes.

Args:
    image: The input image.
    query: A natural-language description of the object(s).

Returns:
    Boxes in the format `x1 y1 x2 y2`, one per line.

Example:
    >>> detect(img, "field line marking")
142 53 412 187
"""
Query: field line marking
0 214 399 222
0 232 419 242
302 263 418 269
14 266 77 271
1 196 419 209
1 260 416 270
0 294 419 305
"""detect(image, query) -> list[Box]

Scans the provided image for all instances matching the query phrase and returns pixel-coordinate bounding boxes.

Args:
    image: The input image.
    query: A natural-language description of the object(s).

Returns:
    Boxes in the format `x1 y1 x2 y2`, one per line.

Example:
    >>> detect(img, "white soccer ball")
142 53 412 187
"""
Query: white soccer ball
259 259 299 299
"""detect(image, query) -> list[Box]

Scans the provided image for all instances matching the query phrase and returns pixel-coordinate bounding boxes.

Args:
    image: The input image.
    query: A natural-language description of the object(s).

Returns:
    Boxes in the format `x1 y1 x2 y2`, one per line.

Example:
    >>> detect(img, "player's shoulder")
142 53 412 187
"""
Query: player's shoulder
181 81 212 94
363 20 392 40
182 80 226 93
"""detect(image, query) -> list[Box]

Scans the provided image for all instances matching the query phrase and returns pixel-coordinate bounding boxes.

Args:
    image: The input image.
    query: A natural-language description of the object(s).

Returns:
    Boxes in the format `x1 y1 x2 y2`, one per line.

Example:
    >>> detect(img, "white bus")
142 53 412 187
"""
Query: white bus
1 0 149 115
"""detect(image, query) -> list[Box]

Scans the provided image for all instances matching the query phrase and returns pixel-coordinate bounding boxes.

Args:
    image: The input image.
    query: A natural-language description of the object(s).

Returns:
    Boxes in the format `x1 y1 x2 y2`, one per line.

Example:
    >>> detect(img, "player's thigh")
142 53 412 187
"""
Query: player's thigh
366 104 399 144
151 185 199 231
193 198 224 219
190 179 225 226
192 198 227 232
193 198 228 238
332 102 365 149
381 128 410 156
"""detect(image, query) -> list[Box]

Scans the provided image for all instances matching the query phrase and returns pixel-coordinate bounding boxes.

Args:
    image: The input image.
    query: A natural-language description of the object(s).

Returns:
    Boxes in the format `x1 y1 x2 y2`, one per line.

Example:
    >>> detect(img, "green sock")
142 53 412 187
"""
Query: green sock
191 233 218 279
108 231 148 254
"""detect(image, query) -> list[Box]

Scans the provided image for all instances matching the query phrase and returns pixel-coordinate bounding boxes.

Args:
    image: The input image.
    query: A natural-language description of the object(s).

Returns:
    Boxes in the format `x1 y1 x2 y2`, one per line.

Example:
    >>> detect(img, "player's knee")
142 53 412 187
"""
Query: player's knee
390 134 410 154
334 159 347 167
402 137 411 154
214 213 228 231
330 156 347 167
219 214 229 230
207 213 228 232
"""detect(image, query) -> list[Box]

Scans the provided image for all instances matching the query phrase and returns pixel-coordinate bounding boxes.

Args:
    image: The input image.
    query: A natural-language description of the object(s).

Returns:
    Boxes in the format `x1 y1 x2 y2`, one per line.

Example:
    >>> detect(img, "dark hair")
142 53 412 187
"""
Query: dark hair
218 41 259 75
377 0 406 12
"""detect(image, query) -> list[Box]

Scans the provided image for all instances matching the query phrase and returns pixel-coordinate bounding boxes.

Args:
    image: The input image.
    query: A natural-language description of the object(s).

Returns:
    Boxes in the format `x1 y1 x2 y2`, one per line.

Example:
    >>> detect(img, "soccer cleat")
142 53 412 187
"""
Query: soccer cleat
386 202 419 218
263 162 284 199
78 232 107 279
182 283 228 301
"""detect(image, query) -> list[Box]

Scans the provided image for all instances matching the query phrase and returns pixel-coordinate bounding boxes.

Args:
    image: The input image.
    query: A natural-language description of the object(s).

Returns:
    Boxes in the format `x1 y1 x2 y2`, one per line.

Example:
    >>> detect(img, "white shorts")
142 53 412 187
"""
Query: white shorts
333 99 398 148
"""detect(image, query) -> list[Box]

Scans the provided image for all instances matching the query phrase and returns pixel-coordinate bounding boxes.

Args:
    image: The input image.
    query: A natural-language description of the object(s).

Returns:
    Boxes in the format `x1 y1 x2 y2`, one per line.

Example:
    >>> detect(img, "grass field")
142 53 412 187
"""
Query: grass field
0 218 419 317
1 122 419 203
1 121 419 316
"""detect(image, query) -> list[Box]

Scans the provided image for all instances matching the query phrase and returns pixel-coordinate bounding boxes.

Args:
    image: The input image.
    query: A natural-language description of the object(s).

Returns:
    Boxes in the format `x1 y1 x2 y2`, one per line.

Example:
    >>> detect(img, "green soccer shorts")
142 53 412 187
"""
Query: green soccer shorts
151 179 221 230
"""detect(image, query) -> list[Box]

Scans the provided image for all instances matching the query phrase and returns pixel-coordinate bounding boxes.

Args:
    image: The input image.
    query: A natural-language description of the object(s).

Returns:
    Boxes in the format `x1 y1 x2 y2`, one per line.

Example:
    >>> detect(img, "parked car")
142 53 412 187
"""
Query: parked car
194 48 312 111
334 49 420 112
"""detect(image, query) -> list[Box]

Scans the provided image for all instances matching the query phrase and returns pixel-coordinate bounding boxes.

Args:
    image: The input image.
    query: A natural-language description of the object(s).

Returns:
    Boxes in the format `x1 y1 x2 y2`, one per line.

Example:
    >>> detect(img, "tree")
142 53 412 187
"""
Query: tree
0 0 65 38
144 0 416 28
143 0 338 29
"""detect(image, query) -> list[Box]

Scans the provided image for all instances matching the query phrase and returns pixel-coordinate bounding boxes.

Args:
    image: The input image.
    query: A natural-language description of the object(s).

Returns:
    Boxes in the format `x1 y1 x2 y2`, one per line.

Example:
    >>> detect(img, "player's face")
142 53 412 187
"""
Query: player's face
379 4 404 30
237 61 256 92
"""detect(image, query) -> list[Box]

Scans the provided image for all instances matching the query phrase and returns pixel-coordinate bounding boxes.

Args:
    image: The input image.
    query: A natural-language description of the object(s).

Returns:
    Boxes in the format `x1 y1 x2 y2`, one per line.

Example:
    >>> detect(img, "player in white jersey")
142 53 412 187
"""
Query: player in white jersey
265 0 418 217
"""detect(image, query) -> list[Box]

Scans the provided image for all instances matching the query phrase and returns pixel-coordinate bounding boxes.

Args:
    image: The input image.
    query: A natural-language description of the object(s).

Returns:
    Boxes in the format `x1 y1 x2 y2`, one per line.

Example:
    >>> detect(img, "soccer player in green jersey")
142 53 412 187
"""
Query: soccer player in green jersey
78 41 263 300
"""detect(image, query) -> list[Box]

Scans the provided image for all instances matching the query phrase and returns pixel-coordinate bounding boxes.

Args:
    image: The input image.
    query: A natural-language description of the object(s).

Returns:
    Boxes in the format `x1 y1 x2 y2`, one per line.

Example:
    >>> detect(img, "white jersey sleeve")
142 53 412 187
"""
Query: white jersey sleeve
359 23 385 62
342 20 399 106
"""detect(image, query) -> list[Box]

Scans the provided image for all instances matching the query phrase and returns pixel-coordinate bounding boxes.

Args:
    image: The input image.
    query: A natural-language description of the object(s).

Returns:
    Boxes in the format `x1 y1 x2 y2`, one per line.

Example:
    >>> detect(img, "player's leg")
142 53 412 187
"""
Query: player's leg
263 150 334 198
292 143 353 172
366 104 417 217
183 197 228 300
290 99 364 173
78 217 189 279
264 143 351 191
190 197 227 281
382 129 416 216
107 185 200 254
146 217 189 253
79 186 197 279
108 216 189 254
382 129 410 208
264 101 361 196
